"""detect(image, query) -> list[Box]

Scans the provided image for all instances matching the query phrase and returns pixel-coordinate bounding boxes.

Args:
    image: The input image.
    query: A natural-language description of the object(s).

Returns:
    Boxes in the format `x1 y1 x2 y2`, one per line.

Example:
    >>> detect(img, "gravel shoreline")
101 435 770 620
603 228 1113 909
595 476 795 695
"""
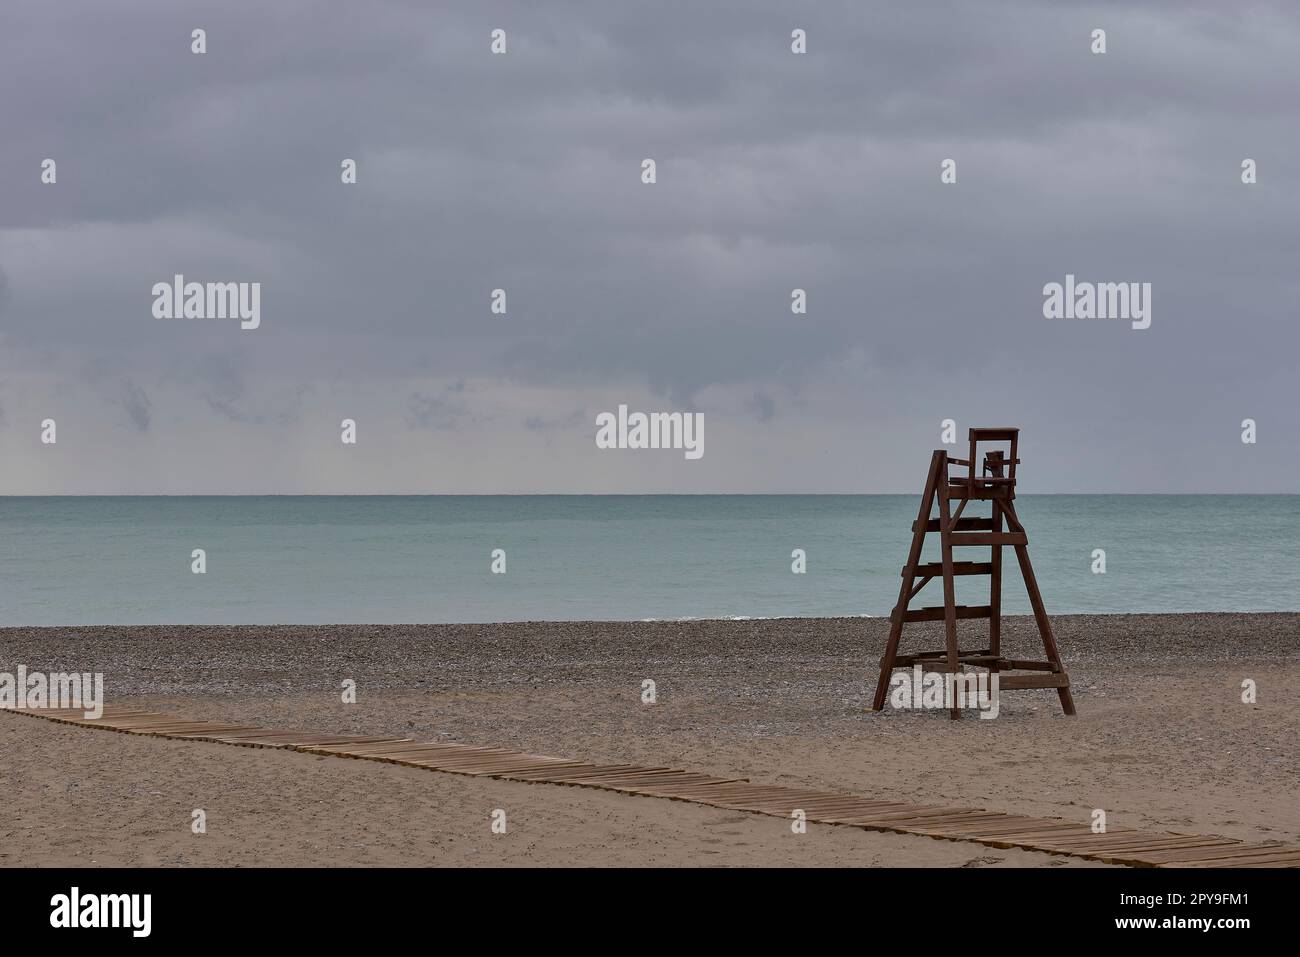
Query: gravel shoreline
1 612 1296 698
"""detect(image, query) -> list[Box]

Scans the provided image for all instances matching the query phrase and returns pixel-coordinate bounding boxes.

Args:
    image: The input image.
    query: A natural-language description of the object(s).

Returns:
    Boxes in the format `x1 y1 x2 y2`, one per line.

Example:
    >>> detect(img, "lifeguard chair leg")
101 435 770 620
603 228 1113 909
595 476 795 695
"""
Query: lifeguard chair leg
1004 502 1076 716
872 450 945 711
937 473 962 720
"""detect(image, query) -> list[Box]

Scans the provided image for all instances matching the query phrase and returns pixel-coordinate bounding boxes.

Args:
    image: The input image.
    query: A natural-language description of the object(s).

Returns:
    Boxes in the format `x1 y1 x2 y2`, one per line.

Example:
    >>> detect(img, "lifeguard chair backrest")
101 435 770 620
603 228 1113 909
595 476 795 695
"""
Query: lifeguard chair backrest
968 427 1019 484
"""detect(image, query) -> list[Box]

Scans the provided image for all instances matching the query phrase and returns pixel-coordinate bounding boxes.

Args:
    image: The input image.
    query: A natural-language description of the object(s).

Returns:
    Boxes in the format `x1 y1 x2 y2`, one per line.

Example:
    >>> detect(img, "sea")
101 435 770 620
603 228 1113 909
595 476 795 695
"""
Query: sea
0 495 1296 625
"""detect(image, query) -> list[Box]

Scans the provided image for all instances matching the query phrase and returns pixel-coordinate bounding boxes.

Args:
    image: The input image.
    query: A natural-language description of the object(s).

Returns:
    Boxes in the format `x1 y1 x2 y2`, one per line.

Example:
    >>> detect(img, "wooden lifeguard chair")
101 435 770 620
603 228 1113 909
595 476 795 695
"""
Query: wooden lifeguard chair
871 428 1075 718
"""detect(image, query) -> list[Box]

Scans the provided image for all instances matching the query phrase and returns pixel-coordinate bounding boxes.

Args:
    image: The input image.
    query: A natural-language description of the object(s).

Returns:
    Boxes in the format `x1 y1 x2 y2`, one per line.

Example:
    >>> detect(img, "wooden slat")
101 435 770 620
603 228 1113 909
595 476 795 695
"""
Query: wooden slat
948 532 1028 546
913 517 995 533
997 658 1057 672
1039 836 1232 854
907 562 992 578
1171 850 1300 867
893 652 1001 669
1170 855 1300 868
948 476 1014 485
1121 843 1299 865
1195 857 1300 868
902 604 992 623
894 812 1013 831
816 804 928 823
1021 831 1195 848
502 764 629 781
977 821 1112 837
161 725 264 737
996 674 1070 690
964 825 1099 842
947 486 1012 501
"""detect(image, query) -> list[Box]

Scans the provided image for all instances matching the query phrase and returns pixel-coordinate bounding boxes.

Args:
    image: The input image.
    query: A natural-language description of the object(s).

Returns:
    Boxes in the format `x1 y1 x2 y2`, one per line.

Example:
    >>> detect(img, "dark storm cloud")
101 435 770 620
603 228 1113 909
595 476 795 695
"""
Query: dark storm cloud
406 381 475 431
524 407 587 433
746 391 776 423
120 379 152 431
1 0 1297 491
189 350 253 422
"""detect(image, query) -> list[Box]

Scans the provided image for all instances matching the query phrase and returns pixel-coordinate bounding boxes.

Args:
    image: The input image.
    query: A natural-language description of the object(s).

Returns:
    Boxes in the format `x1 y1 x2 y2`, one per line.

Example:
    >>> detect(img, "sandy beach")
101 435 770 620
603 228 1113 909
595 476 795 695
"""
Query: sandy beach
2 613 1296 867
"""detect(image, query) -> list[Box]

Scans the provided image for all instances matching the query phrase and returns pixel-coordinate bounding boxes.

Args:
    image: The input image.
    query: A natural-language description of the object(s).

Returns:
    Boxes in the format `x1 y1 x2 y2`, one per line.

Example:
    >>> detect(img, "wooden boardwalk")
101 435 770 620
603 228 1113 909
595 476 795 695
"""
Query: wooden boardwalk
9 705 1299 868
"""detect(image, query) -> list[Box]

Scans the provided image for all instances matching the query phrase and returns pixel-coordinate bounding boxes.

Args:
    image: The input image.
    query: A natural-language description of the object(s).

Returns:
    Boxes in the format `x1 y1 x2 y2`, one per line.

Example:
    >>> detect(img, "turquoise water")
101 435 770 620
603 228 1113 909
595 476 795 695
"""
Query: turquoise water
0 496 1296 625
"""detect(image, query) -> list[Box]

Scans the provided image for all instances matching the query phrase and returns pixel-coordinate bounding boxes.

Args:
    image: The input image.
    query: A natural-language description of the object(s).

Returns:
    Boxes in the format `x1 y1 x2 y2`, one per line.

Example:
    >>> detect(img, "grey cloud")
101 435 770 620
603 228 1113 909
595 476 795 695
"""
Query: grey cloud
746 391 776 423
524 407 587 432
193 352 251 422
120 380 152 431
407 382 476 431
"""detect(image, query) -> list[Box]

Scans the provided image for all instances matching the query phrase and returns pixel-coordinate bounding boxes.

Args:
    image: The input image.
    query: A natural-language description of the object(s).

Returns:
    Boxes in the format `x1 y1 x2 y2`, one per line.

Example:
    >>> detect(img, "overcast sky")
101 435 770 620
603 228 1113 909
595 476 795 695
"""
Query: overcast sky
1 0 1296 493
